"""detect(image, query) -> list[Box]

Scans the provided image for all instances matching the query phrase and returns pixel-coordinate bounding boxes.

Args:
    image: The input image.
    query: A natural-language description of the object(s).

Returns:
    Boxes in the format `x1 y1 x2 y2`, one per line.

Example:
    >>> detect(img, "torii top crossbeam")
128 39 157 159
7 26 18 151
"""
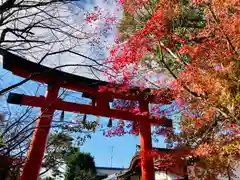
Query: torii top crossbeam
0 49 173 180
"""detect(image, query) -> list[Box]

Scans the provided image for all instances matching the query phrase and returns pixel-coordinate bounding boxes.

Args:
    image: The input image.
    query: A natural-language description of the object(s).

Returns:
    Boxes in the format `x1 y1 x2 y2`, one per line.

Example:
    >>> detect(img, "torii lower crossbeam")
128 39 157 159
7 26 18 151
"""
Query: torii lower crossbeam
1 49 173 180
9 91 159 180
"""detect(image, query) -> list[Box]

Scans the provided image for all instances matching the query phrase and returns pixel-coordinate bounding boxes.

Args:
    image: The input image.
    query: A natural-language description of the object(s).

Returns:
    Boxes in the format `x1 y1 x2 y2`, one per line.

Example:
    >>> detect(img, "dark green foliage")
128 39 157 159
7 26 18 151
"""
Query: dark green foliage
42 119 97 177
171 0 206 40
64 150 97 180
72 169 97 180
42 133 74 177
0 136 4 148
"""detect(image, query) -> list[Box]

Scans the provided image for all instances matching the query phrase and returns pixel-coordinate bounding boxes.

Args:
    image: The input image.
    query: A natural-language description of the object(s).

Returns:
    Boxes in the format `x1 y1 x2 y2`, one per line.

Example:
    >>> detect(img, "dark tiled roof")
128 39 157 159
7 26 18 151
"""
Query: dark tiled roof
96 167 124 171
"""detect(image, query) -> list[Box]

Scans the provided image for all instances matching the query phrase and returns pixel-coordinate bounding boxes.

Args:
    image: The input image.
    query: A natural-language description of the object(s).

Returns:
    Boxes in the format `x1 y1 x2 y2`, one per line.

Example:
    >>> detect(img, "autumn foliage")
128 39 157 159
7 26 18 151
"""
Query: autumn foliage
86 0 240 178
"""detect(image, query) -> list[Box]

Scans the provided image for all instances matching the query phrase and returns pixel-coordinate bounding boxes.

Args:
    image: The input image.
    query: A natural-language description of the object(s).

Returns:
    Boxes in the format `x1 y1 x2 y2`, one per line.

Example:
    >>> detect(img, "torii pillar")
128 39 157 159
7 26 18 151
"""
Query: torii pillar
20 85 60 180
0 49 173 180
139 102 155 180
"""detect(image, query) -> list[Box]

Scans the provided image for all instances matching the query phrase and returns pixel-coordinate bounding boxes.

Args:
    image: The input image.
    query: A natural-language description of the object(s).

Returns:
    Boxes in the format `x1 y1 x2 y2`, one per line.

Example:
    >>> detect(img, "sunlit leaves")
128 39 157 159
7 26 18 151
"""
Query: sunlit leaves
102 0 240 178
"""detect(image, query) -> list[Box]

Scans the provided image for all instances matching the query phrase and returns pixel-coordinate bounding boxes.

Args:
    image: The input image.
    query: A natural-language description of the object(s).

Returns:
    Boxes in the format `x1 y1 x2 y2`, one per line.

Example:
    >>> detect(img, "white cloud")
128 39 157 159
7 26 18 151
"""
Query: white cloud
45 0 122 80
1 1 122 81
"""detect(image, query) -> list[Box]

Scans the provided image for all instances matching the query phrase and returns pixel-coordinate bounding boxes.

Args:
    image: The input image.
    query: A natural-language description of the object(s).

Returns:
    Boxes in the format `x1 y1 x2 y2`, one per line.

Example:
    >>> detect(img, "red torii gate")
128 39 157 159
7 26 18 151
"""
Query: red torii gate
1 49 173 180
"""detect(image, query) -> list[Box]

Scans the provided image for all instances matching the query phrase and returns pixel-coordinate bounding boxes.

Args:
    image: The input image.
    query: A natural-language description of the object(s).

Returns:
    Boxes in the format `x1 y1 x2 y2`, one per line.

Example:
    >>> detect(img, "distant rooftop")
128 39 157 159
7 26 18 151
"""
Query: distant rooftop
96 167 124 171
96 166 124 177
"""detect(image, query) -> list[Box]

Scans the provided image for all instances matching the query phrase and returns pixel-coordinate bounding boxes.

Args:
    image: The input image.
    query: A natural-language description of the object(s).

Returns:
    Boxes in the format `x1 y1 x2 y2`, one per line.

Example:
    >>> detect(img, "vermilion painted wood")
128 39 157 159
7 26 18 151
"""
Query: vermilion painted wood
139 102 155 180
1 50 173 180
10 67 173 104
20 86 60 180
14 94 172 127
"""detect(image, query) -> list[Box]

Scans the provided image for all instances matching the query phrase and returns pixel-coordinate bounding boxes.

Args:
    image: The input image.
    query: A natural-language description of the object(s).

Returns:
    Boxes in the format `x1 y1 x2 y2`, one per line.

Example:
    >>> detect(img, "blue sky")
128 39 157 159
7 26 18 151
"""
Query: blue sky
0 66 168 168
0 0 170 169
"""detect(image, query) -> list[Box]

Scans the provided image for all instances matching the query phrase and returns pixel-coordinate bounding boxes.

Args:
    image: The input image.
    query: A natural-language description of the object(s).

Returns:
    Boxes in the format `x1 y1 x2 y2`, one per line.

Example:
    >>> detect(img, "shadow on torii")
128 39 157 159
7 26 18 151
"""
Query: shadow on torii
0 49 174 180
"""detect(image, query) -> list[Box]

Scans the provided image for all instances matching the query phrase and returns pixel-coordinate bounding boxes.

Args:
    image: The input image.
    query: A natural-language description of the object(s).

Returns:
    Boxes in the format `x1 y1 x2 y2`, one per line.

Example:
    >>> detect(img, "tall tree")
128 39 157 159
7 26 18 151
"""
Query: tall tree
100 0 240 178
0 1 104 178
41 132 97 179
41 133 76 178
64 149 97 180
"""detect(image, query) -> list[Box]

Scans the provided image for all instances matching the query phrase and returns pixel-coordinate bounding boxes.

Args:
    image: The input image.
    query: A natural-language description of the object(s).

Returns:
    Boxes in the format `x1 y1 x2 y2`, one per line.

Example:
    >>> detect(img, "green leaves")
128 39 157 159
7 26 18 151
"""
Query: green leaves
64 150 97 180
182 54 190 64
0 136 5 148
43 133 78 177
0 136 3 147
155 46 161 58
235 93 240 102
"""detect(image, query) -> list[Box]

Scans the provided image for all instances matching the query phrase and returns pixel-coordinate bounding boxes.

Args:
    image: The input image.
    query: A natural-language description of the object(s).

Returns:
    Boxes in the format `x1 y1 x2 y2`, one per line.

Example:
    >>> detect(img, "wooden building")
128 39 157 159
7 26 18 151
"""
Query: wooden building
117 147 188 180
